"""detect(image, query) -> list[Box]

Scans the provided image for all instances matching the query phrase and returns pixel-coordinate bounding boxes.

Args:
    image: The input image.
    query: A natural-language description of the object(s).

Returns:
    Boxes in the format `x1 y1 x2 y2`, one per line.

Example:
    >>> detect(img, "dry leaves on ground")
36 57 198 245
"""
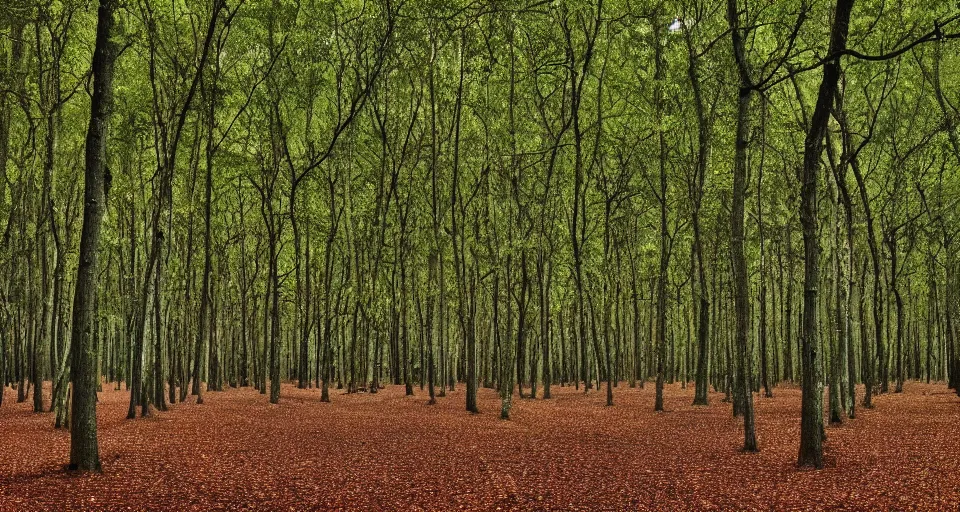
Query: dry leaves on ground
1 381 958 511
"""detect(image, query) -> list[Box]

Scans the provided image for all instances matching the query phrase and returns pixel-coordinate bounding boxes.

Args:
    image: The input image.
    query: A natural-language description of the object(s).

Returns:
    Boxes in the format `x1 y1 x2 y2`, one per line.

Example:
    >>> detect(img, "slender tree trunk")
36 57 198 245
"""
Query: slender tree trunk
851 156 880 407
797 0 854 469
785 221 795 382
152 261 166 411
192 122 216 404
426 252 437 404
653 13 668 413
834 106 857 418
727 0 758 451
540 254 552 399
69 0 116 471
827 166 843 424
730 84 757 451
891 237 905 394
758 135 771 400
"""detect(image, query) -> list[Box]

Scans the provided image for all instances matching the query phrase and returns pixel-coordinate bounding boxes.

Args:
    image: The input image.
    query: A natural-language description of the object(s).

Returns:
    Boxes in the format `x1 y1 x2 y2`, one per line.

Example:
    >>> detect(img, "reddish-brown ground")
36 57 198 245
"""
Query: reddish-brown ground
1 381 958 511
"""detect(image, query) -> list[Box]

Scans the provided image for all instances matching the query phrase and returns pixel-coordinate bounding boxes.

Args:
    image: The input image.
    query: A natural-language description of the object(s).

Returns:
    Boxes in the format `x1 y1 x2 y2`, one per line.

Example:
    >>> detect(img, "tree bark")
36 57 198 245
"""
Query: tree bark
727 0 758 452
69 0 116 472
797 0 854 470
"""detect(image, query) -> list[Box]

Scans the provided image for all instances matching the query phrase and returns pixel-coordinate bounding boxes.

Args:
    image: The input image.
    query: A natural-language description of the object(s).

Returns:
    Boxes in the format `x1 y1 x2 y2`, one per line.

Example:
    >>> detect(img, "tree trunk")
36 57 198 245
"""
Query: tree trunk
851 154 880 407
69 0 116 471
727 0 758 452
797 0 854 469
653 12 668 413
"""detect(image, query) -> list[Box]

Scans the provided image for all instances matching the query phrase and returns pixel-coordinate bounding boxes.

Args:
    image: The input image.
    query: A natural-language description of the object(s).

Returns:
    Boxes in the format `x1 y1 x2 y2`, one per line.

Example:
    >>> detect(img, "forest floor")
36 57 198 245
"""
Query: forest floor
1 381 959 511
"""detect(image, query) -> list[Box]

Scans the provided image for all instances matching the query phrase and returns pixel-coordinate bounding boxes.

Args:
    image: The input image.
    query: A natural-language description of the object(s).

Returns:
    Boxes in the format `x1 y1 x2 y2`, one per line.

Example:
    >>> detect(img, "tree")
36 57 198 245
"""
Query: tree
69 0 116 472
796 0 853 470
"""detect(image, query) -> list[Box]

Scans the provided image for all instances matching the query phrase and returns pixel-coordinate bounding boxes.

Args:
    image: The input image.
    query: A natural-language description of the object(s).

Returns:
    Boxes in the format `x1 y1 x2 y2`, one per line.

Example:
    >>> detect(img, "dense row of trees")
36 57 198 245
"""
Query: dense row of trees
0 0 958 471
